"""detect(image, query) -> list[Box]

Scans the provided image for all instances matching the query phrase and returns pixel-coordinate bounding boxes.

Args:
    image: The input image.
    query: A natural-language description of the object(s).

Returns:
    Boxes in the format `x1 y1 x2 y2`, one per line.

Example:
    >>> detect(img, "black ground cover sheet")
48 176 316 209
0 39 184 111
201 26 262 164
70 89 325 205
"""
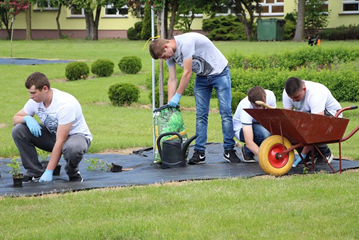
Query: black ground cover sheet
1 143 359 197
0 58 73 65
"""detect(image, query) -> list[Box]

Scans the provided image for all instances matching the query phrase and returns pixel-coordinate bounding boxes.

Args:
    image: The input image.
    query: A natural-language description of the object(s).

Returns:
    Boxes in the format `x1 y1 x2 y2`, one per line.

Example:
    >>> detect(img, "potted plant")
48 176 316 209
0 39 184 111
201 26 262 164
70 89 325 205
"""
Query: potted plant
7 157 23 187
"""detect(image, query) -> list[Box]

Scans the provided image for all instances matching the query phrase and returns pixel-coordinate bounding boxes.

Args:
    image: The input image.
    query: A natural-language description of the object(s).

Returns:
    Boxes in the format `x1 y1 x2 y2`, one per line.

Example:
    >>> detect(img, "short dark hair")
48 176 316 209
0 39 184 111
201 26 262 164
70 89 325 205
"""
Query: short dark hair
248 86 266 104
149 38 168 59
285 77 303 96
25 72 50 90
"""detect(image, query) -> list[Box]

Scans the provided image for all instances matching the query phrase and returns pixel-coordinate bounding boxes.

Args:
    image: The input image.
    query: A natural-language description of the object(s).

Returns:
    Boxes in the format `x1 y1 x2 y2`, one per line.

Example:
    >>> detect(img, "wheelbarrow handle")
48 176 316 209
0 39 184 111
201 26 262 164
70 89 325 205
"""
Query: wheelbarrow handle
335 105 358 117
255 100 275 109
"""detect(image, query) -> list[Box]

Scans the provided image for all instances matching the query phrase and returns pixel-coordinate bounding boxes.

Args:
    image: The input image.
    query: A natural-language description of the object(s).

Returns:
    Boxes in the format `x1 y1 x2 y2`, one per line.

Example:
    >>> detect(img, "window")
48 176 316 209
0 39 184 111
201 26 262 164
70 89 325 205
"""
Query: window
36 0 58 10
104 4 128 17
256 0 284 16
70 7 85 17
342 0 359 13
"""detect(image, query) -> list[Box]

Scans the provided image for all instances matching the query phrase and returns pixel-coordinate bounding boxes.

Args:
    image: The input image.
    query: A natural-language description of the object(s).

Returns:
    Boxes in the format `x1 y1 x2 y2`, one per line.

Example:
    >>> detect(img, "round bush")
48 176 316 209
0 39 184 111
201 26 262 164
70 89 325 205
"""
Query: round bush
65 62 89 81
118 56 142 74
91 59 114 77
108 83 140 106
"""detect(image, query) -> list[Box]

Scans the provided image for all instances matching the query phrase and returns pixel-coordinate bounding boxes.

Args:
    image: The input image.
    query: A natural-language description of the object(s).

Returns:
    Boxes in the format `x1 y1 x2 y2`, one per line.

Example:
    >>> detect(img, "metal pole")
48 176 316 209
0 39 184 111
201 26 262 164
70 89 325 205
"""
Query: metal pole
151 6 156 153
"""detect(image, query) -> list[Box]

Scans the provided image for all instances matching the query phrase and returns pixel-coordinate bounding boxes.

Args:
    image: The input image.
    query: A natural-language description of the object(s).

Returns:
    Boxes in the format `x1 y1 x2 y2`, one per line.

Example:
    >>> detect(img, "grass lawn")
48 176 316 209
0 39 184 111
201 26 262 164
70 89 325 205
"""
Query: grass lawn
0 39 359 239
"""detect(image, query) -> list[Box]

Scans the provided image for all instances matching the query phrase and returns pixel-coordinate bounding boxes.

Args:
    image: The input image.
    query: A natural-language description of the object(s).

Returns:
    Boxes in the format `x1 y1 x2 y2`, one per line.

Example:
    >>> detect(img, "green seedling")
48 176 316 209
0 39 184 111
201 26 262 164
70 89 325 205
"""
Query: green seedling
85 158 111 171
7 157 22 177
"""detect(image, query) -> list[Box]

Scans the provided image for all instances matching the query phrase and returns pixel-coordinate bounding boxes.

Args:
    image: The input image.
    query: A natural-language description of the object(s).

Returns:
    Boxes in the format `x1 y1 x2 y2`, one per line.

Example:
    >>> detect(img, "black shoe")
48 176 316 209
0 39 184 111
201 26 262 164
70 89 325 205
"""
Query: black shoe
324 149 334 163
223 149 241 163
241 147 256 163
188 150 206 165
69 172 83 182
22 175 40 183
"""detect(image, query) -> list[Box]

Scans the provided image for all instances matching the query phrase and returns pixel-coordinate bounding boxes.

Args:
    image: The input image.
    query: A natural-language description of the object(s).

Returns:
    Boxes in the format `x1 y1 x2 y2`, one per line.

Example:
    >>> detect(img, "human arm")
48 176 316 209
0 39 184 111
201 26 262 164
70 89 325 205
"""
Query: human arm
13 109 42 137
39 122 72 182
167 58 193 106
242 125 260 157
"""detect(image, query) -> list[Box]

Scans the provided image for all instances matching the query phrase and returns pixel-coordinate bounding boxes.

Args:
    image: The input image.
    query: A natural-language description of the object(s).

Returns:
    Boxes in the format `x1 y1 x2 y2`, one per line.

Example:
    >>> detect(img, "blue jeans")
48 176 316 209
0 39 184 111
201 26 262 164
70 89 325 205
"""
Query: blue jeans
239 123 270 157
194 66 235 152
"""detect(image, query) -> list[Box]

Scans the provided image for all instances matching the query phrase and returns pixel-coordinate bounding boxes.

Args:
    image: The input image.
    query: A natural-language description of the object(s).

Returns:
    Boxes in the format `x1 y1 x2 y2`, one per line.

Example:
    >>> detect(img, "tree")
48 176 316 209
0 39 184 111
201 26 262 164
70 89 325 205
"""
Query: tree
202 0 261 41
292 0 305 42
0 0 30 39
304 0 330 37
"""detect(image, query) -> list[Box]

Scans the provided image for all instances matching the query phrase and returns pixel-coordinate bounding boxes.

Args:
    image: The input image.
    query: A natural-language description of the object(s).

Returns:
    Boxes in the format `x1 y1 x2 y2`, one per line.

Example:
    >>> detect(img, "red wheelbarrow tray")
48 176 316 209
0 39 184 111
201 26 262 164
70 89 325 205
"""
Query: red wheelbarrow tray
244 109 349 145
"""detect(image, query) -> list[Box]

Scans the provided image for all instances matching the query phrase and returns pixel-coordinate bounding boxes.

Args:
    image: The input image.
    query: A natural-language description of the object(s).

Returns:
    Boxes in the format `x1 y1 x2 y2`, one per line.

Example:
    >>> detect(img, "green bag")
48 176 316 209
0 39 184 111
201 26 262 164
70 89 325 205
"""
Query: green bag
153 105 188 163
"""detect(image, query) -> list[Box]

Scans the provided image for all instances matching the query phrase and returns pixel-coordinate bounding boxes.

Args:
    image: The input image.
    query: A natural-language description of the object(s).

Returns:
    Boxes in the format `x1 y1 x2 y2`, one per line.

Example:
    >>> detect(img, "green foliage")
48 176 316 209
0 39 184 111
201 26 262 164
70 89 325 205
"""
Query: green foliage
203 15 248 41
284 13 296 40
7 157 22 176
141 4 152 40
91 59 114 77
118 56 142 74
108 83 140 106
149 86 168 108
85 157 110 171
37 148 49 162
127 26 141 40
304 0 330 37
65 62 89 81
320 24 359 41
231 92 247 114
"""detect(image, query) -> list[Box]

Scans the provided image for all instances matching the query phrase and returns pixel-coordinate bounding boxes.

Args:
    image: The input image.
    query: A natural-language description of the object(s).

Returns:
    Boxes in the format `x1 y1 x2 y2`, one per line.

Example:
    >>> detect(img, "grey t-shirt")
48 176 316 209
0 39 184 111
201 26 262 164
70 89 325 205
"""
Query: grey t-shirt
166 32 228 76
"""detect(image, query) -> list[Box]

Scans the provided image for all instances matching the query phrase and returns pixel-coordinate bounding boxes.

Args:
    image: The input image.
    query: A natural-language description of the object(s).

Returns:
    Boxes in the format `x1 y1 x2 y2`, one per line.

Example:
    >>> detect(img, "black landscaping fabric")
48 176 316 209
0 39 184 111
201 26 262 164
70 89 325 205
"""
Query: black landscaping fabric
1 143 359 197
0 58 73 65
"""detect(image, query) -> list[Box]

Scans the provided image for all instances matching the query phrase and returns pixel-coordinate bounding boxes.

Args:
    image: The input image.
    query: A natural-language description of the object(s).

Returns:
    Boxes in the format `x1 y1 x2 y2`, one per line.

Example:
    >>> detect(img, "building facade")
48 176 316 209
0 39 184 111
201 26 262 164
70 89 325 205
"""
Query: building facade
0 0 358 40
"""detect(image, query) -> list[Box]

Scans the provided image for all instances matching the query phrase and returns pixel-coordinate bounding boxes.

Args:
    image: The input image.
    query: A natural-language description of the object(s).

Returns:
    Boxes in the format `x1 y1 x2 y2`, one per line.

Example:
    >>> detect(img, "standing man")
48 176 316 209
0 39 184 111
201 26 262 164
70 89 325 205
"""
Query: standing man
12 72 92 182
283 77 341 167
149 32 240 164
233 86 276 162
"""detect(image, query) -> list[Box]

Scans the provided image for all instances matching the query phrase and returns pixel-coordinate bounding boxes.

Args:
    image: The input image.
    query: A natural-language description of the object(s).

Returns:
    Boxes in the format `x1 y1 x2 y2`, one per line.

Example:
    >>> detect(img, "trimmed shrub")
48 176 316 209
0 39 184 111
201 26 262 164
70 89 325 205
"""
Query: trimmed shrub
91 59 114 77
118 56 142 74
65 62 89 81
203 15 248 41
149 86 169 108
320 24 359 40
108 83 140 106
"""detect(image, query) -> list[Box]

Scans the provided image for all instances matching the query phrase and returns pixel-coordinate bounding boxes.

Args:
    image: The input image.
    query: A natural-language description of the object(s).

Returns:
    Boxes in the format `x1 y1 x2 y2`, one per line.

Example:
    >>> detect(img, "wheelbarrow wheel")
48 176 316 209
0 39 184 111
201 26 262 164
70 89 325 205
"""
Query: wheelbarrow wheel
258 135 294 176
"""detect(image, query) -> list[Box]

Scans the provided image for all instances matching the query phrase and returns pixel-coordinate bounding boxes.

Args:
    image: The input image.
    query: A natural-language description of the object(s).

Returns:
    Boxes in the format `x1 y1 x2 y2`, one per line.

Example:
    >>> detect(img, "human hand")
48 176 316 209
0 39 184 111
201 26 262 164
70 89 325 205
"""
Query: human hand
292 153 306 168
24 115 42 137
168 93 181 107
39 169 53 182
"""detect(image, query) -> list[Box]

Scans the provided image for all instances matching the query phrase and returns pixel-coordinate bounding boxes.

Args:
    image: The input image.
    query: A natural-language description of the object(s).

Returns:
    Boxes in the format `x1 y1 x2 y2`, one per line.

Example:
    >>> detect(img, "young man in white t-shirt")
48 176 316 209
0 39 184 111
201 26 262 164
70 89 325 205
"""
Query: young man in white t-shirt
233 86 276 162
12 72 92 182
149 32 240 164
282 77 341 167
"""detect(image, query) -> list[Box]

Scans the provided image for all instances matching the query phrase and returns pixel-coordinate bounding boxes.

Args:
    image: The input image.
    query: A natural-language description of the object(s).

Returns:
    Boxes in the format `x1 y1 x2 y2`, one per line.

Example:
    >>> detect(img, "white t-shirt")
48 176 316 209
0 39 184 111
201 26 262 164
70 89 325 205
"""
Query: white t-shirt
233 90 276 139
23 88 92 141
282 80 341 116
166 32 228 76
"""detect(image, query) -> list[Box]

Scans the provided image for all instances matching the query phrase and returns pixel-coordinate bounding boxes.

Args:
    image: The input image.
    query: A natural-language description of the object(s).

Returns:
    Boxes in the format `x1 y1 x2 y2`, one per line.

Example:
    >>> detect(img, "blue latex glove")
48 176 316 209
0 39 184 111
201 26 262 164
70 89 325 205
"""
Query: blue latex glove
24 115 42 137
292 153 306 168
39 169 53 182
168 93 181 107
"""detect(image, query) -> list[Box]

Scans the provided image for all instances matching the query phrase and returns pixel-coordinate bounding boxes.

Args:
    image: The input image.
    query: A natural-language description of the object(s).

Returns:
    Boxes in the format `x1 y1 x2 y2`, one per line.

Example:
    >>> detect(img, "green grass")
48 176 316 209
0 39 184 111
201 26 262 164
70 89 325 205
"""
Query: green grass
1 39 359 239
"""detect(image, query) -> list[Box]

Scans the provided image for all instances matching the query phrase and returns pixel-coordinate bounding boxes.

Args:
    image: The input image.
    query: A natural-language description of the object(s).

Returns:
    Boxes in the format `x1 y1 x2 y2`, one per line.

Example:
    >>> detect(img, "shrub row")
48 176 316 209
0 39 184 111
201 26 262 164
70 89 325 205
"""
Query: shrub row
65 56 142 81
320 24 359 41
228 46 359 71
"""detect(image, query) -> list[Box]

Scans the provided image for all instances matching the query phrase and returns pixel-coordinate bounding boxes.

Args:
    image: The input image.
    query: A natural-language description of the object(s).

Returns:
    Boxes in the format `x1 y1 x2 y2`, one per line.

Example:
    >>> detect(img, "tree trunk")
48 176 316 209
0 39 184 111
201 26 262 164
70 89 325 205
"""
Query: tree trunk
293 0 305 42
56 3 62 38
0 11 11 39
168 0 178 39
25 5 32 41
84 11 92 39
92 7 101 40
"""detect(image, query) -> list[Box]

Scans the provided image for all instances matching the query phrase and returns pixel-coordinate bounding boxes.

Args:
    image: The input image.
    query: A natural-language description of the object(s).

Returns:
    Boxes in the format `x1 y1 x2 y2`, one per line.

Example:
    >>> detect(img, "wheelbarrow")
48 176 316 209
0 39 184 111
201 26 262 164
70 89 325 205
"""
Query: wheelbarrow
245 106 359 176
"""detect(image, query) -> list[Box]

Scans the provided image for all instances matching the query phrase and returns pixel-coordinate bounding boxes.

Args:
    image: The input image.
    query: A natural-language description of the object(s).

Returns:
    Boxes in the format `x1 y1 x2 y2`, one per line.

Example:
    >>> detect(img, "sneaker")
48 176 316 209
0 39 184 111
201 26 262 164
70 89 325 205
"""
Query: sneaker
188 150 206 165
69 172 83 182
241 147 256 163
22 175 40 183
324 149 334 164
223 149 241 163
